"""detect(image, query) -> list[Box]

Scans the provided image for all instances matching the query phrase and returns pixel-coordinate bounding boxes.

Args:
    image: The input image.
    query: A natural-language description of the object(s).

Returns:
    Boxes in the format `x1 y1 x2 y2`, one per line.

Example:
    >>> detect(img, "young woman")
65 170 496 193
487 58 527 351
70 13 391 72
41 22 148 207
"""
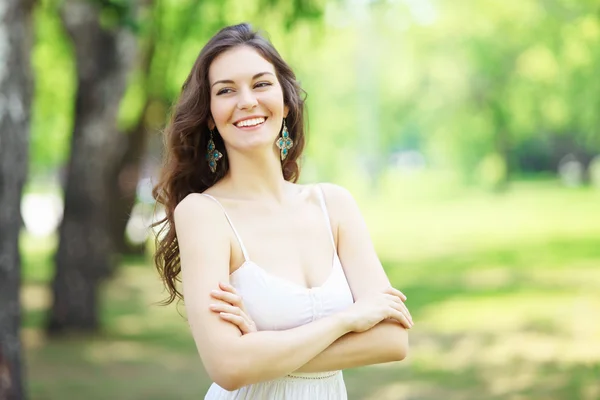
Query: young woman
153 23 413 399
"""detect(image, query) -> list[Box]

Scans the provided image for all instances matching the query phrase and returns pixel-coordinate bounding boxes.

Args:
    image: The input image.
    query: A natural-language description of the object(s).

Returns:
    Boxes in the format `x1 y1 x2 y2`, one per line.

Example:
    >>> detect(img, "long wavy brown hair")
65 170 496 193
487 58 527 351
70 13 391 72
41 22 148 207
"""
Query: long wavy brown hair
152 23 307 305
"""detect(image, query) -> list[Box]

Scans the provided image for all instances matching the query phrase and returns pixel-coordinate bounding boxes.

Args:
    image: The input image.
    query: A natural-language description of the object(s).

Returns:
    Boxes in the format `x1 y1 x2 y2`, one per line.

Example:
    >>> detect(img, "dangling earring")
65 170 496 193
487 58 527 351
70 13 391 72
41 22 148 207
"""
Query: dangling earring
276 118 293 161
206 129 223 173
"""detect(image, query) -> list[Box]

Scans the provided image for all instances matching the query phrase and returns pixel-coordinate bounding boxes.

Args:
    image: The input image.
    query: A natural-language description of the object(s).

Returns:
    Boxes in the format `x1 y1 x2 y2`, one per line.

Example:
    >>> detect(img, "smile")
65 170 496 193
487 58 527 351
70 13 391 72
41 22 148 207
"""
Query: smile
234 117 267 128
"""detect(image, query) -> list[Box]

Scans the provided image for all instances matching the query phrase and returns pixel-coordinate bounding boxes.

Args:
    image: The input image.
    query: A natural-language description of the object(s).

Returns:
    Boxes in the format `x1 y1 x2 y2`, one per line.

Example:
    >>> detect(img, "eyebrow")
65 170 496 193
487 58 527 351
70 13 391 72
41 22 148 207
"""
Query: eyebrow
211 72 275 88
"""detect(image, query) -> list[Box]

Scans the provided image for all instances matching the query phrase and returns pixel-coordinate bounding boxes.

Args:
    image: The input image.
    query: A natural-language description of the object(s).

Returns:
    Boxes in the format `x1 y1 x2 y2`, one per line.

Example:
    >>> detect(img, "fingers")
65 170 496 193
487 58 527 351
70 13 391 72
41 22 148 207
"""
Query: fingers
219 281 236 294
209 303 256 334
211 288 243 308
383 294 412 318
209 303 242 315
383 293 404 304
388 298 412 323
390 295 412 323
218 312 255 335
382 293 413 326
388 306 413 329
390 301 413 328
383 288 413 322
384 286 407 302
210 283 257 334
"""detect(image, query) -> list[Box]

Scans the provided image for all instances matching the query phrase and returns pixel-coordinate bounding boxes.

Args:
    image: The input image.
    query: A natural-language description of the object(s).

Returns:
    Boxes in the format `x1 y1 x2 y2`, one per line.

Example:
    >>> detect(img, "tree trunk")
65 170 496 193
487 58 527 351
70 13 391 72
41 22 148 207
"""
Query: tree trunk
0 0 35 397
108 110 150 256
47 0 136 335
106 0 159 258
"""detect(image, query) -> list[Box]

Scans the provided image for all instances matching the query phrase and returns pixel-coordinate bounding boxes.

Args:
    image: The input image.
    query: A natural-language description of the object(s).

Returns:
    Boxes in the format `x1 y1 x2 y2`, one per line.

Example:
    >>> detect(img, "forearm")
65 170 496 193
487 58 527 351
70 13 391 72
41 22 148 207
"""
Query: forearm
224 313 350 388
294 321 408 373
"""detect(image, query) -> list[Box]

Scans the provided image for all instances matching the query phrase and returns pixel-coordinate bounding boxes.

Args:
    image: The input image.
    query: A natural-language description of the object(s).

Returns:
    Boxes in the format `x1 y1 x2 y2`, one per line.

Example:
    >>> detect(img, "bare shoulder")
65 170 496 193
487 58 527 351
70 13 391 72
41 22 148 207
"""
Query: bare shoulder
175 193 224 224
317 182 360 214
173 193 231 245
314 183 364 243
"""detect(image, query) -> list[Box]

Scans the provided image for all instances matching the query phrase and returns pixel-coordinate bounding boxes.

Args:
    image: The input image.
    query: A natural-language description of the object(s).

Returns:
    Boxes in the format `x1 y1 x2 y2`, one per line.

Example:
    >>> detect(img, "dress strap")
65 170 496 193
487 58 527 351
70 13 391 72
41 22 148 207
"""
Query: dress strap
315 185 336 248
200 193 249 262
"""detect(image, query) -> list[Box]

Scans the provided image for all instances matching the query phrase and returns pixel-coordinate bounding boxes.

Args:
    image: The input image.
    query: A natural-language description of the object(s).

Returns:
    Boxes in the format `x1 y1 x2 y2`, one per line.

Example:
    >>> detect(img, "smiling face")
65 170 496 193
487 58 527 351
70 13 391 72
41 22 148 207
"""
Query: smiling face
208 45 289 155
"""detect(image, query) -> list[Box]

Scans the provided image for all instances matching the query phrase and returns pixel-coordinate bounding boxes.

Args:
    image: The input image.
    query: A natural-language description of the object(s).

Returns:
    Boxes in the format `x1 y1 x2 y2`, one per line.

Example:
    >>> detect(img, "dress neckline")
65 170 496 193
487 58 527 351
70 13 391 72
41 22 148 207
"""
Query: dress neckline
230 251 341 291
202 184 338 291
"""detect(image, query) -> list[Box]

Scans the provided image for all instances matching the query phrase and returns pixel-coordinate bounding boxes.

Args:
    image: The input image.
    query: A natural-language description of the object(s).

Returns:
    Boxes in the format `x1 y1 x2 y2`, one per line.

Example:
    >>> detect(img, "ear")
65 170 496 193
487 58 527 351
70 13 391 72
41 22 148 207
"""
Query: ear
283 104 289 118
208 117 215 131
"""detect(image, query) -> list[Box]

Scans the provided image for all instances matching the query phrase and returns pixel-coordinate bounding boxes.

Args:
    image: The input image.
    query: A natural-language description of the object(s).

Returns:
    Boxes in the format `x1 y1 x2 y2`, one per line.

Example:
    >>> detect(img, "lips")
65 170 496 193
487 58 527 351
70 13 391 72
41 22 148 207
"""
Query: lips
234 116 267 128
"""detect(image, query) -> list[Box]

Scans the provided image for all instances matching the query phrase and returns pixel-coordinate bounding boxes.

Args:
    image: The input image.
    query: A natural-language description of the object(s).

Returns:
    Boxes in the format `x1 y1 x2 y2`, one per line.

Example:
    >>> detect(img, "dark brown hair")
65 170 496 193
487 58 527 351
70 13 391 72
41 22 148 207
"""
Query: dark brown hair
152 23 307 305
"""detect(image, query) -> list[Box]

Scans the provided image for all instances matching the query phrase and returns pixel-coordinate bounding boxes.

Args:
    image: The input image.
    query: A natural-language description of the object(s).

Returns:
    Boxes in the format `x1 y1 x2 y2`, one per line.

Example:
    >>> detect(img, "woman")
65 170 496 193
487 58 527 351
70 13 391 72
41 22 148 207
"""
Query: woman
153 23 413 399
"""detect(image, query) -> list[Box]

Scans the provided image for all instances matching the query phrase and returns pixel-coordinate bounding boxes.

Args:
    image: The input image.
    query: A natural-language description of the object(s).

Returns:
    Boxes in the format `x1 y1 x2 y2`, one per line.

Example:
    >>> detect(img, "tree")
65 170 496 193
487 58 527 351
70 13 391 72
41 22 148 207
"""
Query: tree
0 0 35 397
47 0 137 334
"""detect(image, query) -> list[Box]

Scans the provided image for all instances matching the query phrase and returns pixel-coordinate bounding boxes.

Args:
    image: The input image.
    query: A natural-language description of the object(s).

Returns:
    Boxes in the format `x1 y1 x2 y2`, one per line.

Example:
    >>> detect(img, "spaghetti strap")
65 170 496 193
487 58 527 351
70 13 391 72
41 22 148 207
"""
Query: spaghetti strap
315 185 336 249
200 193 249 262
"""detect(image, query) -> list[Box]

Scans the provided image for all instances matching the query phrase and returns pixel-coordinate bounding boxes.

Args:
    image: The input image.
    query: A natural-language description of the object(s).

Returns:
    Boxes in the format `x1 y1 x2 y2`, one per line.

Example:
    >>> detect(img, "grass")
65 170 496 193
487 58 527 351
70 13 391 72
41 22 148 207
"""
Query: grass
21 177 600 399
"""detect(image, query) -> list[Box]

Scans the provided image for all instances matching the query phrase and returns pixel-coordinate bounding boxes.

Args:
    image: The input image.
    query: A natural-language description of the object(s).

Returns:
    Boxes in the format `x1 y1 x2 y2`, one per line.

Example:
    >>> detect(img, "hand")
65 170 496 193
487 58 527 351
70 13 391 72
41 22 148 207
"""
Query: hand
340 286 413 333
209 282 257 334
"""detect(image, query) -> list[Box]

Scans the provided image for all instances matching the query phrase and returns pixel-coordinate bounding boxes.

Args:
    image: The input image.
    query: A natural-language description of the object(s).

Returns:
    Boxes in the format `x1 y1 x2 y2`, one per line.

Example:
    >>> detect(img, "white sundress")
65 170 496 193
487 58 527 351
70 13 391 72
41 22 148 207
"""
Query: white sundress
201 186 354 400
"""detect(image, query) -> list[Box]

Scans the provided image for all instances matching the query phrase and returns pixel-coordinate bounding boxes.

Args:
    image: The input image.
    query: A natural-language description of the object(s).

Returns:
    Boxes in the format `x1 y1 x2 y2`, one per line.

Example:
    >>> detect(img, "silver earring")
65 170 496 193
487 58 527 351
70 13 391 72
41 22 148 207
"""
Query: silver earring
206 130 223 173
276 118 293 161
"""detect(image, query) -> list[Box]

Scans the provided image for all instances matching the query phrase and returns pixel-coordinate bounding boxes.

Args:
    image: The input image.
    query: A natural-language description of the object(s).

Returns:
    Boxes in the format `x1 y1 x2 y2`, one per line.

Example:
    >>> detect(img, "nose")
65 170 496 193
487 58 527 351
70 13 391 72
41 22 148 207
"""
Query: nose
237 87 258 110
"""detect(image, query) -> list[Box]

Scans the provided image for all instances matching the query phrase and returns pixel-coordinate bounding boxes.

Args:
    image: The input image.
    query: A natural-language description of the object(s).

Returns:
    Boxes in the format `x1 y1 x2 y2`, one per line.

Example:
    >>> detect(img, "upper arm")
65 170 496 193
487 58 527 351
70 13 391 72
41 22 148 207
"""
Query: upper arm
174 194 242 384
321 184 391 300
321 184 408 357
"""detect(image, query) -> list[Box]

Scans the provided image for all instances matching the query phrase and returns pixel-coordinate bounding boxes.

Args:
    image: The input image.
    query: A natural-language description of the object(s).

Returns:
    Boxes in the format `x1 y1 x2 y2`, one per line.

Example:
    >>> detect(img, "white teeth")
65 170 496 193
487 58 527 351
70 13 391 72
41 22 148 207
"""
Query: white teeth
236 117 265 127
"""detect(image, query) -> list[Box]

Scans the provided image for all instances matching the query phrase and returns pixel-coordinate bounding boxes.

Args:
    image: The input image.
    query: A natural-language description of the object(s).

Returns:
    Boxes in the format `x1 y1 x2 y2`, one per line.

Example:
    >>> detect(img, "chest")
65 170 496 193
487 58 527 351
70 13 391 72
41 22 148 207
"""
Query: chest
227 202 337 289
230 257 354 331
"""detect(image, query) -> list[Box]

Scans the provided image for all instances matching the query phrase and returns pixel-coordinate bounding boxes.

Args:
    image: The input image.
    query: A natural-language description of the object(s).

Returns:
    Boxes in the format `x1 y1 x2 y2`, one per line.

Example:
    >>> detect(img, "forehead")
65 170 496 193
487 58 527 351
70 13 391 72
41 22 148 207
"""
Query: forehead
209 46 276 83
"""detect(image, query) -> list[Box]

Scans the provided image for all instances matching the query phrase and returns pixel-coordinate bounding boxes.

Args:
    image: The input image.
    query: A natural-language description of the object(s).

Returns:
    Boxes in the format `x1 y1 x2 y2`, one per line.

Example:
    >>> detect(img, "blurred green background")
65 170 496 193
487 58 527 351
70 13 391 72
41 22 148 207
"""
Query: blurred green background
16 0 600 399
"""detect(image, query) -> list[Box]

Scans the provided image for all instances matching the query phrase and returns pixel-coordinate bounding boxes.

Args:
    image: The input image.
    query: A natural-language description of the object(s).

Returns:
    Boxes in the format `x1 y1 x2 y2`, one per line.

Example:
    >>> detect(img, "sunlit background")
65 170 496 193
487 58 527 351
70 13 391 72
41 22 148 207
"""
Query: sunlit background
16 0 600 399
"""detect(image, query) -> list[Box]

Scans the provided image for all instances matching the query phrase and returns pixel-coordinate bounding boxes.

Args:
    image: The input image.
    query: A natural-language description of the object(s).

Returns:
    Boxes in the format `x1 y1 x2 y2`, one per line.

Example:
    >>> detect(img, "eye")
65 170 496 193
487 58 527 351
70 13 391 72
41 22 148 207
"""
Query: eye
216 88 233 95
254 81 273 89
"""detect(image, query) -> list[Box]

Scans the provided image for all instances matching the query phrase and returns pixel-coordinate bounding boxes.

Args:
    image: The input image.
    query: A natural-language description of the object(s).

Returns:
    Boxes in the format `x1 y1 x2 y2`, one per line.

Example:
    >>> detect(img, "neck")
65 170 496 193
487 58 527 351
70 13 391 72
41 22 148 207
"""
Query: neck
221 147 292 203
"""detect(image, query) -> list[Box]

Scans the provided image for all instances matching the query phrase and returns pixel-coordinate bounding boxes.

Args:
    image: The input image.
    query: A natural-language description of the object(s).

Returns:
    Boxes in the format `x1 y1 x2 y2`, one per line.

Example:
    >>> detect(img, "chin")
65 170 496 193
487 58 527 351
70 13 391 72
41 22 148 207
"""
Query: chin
232 128 278 149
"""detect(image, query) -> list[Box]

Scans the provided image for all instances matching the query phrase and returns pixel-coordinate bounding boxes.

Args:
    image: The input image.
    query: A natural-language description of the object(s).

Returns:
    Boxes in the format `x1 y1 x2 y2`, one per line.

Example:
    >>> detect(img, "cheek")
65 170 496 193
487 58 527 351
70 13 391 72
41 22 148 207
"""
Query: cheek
264 91 286 114
210 99 230 125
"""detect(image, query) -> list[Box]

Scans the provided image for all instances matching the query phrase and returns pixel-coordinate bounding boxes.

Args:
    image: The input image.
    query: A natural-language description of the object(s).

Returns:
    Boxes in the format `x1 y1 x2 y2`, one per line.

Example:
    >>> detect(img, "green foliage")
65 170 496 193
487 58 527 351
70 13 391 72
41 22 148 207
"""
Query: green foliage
30 2 76 173
30 0 329 172
29 0 600 186
94 0 140 32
